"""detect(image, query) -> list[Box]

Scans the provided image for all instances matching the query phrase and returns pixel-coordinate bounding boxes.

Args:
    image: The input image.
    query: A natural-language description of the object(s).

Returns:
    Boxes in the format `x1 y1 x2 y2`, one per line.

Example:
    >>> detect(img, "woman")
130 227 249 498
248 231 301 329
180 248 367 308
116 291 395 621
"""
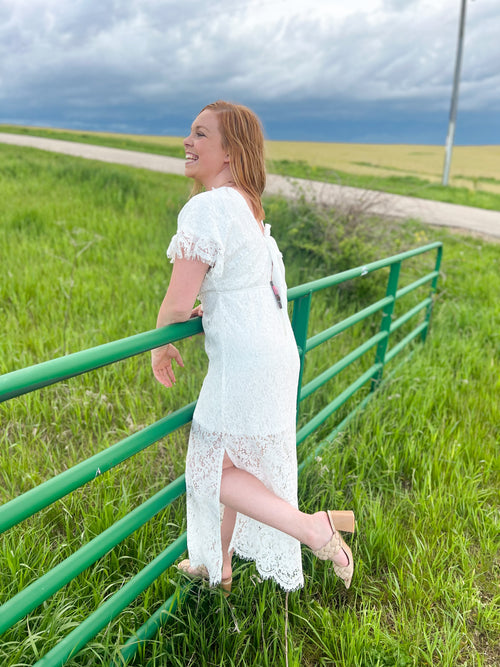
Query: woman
152 101 354 593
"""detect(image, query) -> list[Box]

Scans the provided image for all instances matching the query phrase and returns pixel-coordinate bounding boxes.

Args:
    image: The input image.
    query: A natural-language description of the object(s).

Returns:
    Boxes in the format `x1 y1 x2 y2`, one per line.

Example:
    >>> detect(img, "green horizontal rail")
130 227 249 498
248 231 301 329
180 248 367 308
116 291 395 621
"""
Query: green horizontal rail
114 585 191 665
300 331 387 401
33 534 188 667
305 270 438 355
287 241 442 301
296 362 382 446
298 390 374 474
0 318 203 403
0 476 186 635
305 296 393 352
386 321 429 364
297 344 421 474
0 402 195 535
395 270 439 300
390 298 432 334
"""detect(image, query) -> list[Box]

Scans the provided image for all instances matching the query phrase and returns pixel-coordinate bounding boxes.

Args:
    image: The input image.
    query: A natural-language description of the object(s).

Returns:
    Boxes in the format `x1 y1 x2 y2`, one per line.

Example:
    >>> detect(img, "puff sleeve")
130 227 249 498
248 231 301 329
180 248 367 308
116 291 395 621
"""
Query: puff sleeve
167 191 228 278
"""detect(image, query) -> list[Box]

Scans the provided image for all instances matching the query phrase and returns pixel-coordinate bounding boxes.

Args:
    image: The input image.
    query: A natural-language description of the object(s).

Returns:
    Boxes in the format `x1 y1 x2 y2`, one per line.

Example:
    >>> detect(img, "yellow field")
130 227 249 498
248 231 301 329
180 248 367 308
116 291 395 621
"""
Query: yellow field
265 141 500 194
12 126 500 193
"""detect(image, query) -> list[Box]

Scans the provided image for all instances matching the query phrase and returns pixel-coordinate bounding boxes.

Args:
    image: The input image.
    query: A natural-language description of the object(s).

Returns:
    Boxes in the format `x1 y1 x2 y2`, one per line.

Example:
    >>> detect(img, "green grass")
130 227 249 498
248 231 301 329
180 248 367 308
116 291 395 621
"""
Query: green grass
1 143 499 665
268 159 500 212
0 124 186 159
2 124 500 212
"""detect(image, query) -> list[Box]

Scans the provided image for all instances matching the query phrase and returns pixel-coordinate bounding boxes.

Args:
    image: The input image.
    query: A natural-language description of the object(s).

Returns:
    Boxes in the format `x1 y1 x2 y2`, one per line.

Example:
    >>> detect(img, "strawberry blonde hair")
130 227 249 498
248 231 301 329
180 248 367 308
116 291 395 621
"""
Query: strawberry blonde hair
193 100 266 221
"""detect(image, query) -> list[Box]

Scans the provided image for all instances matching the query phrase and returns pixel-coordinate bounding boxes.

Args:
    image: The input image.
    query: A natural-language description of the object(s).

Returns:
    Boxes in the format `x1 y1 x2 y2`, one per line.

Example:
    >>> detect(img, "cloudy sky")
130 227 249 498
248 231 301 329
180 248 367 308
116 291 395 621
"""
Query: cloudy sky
1 0 498 144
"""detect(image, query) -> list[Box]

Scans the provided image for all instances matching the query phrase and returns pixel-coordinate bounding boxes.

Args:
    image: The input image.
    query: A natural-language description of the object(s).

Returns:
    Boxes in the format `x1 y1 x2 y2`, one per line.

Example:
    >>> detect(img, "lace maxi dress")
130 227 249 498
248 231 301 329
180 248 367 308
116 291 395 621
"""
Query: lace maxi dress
167 187 303 591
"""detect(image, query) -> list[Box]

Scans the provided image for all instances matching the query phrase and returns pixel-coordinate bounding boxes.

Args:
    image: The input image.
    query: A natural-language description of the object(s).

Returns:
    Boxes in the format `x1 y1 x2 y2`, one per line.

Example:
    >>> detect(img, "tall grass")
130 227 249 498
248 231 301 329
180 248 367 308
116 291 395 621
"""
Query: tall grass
2 124 500 210
0 143 498 666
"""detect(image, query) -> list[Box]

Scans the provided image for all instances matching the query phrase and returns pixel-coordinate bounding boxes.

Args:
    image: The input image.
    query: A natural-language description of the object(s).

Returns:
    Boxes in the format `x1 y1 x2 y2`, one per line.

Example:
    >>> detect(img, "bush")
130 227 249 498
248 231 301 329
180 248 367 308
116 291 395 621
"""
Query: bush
265 188 431 305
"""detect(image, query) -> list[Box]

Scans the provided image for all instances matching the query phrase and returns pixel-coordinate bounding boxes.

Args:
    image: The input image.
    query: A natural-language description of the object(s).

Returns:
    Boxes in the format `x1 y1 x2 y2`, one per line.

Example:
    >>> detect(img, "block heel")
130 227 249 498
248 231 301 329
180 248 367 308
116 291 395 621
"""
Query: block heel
328 510 355 533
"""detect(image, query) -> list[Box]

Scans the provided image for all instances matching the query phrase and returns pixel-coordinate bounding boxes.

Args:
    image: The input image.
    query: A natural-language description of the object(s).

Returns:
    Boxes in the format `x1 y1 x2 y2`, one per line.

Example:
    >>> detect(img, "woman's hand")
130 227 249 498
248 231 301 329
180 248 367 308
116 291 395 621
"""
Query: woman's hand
190 304 204 318
151 344 184 388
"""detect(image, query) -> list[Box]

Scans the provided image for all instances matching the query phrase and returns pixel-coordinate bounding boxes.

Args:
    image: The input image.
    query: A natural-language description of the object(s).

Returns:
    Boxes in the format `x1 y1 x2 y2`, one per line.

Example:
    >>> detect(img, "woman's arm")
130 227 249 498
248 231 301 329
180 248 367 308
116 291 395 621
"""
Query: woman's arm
152 258 209 387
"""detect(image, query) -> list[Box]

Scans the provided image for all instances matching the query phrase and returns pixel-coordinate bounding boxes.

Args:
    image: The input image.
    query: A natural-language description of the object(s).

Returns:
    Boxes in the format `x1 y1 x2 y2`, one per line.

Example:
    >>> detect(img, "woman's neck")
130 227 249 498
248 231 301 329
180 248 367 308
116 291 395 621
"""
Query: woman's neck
207 165 235 190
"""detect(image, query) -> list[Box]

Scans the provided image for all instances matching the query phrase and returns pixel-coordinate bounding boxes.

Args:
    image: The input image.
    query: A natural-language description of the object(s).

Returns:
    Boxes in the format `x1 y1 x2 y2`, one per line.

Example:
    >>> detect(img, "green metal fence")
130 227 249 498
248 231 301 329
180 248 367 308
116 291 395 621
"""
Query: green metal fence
0 241 442 665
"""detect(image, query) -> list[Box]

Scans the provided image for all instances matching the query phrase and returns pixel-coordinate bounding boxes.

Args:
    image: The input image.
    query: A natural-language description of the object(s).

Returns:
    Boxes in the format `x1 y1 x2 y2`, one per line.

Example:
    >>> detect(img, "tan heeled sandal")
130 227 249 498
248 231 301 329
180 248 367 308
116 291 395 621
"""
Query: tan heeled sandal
220 577 233 596
326 510 355 534
177 559 232 596
312 510 355 589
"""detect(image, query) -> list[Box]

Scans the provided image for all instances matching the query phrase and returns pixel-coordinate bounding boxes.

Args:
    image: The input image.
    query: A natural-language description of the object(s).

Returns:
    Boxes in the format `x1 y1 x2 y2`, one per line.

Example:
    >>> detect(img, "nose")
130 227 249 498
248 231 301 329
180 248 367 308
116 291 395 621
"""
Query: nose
183 133 192 148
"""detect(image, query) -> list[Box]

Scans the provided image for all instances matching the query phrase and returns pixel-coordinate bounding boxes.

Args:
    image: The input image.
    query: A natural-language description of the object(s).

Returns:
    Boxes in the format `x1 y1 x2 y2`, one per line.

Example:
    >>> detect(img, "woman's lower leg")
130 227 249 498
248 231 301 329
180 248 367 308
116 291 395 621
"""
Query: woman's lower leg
220 506 236 580
220 464 348 565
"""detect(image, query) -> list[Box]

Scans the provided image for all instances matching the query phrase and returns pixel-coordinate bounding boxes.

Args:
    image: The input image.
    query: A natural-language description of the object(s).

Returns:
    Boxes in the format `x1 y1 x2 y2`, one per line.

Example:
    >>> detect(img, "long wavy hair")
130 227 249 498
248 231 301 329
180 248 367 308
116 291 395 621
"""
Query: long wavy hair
191 100 266 221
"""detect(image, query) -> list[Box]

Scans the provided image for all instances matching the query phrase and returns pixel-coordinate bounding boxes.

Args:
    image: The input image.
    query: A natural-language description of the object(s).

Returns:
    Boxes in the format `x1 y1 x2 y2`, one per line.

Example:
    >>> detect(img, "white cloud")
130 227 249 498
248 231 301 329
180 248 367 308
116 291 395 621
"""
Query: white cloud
0 0 498 141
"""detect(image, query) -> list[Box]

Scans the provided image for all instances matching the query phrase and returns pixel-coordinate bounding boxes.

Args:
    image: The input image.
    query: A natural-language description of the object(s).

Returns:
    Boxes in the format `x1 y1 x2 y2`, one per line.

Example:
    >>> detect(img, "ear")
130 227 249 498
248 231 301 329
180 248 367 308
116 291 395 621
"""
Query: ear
224 153 230 164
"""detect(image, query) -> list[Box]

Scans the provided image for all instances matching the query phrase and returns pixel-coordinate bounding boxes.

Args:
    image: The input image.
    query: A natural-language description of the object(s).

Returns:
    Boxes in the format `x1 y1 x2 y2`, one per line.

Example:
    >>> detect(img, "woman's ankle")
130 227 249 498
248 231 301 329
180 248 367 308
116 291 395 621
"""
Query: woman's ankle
221 550 233 581
221 560 233 580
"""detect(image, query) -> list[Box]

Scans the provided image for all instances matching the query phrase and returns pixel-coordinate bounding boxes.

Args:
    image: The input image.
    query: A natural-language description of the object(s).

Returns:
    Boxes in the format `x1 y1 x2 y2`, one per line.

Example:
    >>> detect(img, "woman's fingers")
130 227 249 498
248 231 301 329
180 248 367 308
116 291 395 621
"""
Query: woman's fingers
152 344 184 387
161 366 175 387
190 304 204 318
169 345 184 367
153 365 173 388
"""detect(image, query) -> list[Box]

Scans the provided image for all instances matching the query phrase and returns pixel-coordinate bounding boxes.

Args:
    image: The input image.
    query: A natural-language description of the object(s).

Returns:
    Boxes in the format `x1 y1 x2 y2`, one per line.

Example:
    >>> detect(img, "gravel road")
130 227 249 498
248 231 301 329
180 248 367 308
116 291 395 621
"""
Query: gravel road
2 132 499 240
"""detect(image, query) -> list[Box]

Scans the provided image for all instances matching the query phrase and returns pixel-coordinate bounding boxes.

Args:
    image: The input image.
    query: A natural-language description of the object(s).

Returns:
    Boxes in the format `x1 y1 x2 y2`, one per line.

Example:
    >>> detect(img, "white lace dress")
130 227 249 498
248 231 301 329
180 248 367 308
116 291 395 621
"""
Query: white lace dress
167 187 303 591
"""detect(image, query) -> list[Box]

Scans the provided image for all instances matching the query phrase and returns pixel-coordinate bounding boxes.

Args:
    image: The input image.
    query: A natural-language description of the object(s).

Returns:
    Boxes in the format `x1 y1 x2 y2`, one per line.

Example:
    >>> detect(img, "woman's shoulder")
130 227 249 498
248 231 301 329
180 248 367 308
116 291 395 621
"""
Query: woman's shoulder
180 188 245 226
177 189 241 245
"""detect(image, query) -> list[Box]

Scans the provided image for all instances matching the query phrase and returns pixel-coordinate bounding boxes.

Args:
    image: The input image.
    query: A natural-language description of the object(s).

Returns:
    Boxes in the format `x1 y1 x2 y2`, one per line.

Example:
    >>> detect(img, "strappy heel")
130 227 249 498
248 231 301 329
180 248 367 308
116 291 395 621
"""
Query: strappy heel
312 510 354 589
220 577 233 596
177 559 232 596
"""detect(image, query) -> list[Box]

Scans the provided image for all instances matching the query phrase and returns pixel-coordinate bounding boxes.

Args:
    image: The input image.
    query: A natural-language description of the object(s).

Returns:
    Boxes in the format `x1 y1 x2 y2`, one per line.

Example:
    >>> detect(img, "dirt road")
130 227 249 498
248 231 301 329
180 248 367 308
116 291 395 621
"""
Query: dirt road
2 132 499 240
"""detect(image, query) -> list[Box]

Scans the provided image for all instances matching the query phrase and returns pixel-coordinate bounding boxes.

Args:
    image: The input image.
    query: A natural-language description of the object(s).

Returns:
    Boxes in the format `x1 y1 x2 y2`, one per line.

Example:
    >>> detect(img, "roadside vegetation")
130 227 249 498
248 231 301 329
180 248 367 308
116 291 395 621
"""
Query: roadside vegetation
0 143 498 666
268 158 500 211
1 124 500 211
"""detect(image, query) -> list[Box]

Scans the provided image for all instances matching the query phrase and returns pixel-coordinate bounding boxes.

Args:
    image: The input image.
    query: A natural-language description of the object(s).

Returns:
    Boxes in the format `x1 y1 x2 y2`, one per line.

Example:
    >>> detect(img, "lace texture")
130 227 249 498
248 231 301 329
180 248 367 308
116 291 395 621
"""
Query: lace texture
167 230 225 278
168 188 303 591
186 423 303 591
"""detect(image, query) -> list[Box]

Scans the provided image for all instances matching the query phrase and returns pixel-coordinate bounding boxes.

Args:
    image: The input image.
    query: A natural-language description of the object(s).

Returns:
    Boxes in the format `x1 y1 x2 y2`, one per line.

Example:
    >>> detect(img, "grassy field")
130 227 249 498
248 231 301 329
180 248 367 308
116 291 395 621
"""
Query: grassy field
0 143 499 666
266 140 500 191
1 124 500 210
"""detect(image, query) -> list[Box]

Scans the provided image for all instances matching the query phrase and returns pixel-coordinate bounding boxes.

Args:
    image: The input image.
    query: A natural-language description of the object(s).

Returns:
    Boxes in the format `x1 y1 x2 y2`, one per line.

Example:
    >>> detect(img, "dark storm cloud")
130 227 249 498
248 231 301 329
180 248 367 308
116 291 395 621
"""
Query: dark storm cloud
0 0 498 142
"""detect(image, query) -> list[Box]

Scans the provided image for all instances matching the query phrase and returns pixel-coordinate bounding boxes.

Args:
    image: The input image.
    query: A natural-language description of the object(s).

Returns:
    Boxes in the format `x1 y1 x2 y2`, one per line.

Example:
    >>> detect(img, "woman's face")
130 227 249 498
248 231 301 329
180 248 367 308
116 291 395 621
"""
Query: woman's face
183 109 230 188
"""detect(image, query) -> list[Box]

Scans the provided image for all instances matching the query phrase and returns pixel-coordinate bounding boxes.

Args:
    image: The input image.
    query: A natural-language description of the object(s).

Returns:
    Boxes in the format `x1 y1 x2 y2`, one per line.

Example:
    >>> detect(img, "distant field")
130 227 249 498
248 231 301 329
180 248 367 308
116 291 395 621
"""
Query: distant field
266 140 500 194
1 124 499 194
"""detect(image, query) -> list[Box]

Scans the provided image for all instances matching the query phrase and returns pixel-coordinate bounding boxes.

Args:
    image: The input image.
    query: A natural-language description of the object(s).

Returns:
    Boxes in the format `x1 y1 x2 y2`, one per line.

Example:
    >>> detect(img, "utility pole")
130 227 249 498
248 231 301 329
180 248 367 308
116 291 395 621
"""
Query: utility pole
442 0 468 186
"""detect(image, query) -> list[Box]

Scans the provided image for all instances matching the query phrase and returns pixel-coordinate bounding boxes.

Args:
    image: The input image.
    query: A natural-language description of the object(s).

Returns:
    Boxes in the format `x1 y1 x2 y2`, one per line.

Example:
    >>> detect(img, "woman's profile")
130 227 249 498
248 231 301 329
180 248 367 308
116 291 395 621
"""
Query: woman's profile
152 100 354 593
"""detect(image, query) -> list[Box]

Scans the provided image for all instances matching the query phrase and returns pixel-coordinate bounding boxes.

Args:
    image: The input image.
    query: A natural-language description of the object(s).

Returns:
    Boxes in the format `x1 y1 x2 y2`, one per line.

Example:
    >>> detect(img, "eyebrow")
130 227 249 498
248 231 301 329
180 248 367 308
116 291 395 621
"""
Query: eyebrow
192 124 209 133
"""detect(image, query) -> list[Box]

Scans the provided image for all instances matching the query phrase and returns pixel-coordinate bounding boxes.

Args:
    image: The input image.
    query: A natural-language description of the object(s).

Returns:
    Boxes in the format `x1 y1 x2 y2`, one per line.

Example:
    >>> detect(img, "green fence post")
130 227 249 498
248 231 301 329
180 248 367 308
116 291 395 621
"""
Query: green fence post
421 245 443 343
370 261 401 391
290 292 312 414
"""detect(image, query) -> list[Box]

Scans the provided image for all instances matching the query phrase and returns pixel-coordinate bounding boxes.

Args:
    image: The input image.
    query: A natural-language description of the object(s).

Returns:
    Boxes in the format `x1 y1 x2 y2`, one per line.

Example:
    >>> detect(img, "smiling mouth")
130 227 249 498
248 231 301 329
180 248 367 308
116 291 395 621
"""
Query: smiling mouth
185 153 198 163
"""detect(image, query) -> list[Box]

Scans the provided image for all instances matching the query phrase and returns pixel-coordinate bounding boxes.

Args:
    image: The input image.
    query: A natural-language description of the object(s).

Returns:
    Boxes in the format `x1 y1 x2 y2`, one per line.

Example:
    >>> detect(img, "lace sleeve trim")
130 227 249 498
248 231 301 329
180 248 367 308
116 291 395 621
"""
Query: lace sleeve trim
167 230 224 275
